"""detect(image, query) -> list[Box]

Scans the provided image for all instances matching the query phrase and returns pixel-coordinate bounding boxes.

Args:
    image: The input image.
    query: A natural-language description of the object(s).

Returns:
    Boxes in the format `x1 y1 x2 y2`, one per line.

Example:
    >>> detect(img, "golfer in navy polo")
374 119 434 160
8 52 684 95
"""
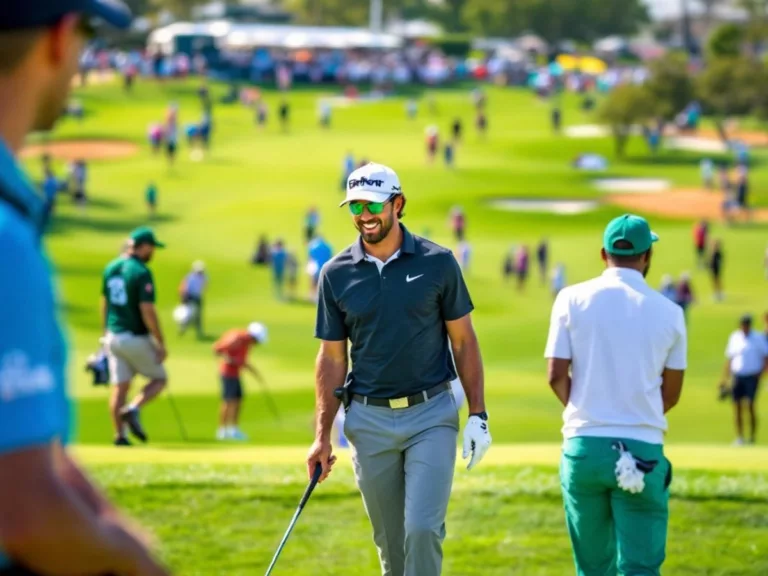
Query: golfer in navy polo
307 162 491 576
0 2 168 575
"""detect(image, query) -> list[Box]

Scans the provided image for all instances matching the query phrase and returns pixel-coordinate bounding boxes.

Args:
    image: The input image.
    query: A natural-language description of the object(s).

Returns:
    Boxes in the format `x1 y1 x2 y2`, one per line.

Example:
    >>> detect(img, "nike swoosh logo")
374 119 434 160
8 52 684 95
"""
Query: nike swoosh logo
406 274 424 283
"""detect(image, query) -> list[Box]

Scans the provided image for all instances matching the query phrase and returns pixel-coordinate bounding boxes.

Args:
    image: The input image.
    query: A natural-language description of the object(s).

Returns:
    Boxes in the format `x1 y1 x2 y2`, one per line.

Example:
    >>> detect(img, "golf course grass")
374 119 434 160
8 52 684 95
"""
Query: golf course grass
27 77 768 574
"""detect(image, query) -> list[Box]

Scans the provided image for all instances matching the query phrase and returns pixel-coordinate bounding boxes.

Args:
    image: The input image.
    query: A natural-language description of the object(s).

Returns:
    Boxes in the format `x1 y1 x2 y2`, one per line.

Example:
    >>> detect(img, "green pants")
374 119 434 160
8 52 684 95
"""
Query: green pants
560 436 672 576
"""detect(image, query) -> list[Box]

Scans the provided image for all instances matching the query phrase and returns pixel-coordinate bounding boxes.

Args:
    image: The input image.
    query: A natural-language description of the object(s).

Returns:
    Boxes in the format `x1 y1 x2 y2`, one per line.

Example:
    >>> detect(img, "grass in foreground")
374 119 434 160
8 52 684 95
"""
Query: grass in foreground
91 462 768 576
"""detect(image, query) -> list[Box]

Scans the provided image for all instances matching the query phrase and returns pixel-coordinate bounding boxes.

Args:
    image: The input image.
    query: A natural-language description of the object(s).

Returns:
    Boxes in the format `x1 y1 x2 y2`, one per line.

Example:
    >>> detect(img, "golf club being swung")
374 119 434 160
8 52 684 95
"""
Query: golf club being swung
165 388 188 442
264 463 323 576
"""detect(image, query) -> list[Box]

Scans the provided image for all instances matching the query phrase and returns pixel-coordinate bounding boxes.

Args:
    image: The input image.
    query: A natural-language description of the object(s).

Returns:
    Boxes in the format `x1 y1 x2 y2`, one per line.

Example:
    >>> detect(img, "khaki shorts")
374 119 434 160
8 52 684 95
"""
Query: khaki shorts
105 332 167 384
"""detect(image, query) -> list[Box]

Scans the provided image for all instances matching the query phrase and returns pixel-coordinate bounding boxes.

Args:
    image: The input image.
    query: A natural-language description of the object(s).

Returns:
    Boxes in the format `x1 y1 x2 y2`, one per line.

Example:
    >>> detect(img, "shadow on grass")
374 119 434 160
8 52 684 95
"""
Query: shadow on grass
46 212 177 236
624 153 765 169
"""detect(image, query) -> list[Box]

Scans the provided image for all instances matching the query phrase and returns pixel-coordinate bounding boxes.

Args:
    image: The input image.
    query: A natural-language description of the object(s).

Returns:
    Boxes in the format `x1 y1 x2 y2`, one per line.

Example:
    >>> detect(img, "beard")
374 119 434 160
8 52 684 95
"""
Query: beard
356 213 394 245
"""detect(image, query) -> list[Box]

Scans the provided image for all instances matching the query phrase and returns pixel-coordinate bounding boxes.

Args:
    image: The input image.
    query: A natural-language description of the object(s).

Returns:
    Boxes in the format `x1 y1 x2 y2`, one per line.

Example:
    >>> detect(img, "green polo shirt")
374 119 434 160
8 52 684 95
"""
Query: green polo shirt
102 255 156 335
315 224 474 398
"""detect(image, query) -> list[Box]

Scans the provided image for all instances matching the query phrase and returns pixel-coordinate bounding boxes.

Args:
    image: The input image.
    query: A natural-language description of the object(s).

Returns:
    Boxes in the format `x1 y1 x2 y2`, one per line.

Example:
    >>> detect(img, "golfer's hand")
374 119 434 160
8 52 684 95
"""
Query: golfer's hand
155 344 168 364
307 438 337 484
462 415 491 471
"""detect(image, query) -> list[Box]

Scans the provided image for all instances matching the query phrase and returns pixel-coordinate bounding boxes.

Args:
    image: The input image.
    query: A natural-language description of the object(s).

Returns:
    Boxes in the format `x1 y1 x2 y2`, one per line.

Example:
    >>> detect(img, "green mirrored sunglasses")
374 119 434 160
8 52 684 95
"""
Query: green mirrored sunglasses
348 196 394 216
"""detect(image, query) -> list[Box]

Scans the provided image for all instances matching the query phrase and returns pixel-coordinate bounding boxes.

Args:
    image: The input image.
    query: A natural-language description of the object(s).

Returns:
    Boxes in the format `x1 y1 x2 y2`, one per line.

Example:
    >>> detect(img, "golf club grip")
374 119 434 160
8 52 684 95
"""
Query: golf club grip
299 463 322 508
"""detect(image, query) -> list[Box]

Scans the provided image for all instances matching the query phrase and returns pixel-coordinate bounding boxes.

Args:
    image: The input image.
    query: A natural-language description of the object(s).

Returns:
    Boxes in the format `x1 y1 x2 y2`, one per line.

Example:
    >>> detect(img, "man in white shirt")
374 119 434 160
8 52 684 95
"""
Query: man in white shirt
545 214 687 576
721 314 768 445
179 260 207 339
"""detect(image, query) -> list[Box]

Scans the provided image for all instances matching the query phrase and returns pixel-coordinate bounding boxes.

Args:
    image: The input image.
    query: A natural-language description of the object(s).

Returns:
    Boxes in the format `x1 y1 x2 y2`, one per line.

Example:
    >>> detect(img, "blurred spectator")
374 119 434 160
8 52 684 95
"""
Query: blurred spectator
456 241 471 272
710 239 724 301
537 238 549 286
426 125 439 163
252 235 271 266
450 206 465 241
693 219 708 268
701 158 714 189
271 239 287 300
444 142 454 168
675 272 694 321
503 248 516 282
551 263 566 299
452 118 462 142
145 182 157 217
305 206 320 243
307 235 333 302
516 245 529 292
659 274 677 301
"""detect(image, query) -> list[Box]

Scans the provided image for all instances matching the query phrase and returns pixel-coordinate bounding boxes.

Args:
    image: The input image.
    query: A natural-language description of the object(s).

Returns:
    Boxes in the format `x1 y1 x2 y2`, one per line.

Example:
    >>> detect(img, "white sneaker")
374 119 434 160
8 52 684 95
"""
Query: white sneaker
216 428 229 441
733 437 745 446
230 429 248 441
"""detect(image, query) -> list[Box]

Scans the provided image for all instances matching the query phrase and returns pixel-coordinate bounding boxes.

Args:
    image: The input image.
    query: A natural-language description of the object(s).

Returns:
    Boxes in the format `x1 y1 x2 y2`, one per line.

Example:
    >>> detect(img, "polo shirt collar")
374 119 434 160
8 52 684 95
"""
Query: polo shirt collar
352 224 415 264
602 267 646 284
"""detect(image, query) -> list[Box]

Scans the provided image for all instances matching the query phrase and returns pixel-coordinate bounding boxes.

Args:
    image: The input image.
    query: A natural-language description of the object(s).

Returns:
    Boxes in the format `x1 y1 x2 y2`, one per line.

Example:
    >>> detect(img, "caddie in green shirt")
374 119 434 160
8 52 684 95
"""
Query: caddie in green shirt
102 226 169 446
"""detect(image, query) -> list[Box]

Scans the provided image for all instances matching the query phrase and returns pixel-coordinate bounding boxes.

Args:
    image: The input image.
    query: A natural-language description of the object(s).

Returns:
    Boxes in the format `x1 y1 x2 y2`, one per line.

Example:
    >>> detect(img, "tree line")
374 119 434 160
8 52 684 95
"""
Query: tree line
128 0 651 44
599 23 768 156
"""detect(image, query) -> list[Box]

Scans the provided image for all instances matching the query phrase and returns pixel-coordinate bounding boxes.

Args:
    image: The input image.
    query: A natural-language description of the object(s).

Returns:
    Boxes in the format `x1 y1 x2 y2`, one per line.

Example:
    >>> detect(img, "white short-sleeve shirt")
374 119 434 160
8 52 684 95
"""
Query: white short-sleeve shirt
725 330 768 376
544 267 687 444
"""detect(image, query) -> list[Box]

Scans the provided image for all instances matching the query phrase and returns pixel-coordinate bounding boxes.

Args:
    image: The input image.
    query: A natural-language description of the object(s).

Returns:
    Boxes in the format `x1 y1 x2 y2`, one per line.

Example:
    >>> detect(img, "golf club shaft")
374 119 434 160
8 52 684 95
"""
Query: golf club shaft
166 389 188 441
255 377 281 422
264 464 322 576
264 509 301 576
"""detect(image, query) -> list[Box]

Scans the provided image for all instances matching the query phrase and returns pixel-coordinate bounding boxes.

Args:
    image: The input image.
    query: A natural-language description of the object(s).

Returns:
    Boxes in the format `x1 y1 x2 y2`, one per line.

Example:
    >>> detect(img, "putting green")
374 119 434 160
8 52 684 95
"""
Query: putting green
73 443 768 471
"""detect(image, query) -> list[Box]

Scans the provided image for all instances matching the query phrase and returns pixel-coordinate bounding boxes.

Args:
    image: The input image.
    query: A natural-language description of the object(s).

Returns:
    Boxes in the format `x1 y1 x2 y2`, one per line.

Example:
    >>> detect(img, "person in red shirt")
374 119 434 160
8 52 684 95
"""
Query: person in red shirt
693 219 708 268
212 322 268 440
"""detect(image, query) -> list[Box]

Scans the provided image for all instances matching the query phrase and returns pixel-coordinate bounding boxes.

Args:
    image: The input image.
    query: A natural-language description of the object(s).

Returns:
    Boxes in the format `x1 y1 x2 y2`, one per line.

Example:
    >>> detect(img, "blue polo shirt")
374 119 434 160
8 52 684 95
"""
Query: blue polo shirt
315 225 474 398
0 141 70 568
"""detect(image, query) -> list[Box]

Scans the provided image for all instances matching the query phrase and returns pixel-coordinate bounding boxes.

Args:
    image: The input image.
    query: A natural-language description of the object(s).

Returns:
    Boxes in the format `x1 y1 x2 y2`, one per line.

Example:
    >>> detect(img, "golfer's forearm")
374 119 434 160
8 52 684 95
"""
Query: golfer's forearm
140 306 164 345
314 354 345 441
2 481 136 575
56 449 114 517
550 377 571 407
452 337 485 413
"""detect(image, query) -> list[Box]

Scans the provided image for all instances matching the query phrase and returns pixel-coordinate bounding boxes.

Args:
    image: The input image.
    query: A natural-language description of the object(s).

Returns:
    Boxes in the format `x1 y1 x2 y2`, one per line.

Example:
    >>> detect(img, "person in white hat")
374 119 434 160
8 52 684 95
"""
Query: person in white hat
308 162 490 576
178 259 208 338
212 322 268 440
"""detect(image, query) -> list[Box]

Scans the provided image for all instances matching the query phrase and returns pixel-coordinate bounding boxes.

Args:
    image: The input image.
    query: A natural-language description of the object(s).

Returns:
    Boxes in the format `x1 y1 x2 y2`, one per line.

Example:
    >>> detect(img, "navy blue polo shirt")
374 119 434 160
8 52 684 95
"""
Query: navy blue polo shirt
315 225 474 398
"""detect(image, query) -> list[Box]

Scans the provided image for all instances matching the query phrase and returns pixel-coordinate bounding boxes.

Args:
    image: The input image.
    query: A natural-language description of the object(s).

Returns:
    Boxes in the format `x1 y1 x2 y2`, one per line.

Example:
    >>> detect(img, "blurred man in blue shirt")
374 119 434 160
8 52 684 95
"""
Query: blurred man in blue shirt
0 2 169 575
307 235 333 302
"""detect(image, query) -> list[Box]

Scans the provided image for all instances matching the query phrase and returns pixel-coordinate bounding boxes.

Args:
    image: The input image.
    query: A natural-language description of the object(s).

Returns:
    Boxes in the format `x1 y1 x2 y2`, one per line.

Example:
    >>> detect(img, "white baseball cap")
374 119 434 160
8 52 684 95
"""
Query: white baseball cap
340 162 402 207
247 322 268 343
192 260 205 272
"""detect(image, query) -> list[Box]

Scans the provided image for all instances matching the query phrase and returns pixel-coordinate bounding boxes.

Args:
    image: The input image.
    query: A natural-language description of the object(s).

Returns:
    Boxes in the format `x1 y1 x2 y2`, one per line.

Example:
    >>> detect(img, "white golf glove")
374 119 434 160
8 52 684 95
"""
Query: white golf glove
462 415 491 470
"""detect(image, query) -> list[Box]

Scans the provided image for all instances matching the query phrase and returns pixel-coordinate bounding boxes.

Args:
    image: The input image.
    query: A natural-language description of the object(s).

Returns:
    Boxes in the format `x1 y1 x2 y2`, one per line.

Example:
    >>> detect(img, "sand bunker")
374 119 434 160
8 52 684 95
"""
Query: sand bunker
21 140 138 161
665 136 727 153
488 198 598 215
605 188 768 221
565 125 609 138
593 178 671 194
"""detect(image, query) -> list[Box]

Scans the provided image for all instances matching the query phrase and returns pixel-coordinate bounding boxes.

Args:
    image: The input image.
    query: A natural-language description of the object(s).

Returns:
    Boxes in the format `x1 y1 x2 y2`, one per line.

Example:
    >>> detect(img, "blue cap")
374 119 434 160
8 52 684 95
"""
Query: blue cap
0 0 132 31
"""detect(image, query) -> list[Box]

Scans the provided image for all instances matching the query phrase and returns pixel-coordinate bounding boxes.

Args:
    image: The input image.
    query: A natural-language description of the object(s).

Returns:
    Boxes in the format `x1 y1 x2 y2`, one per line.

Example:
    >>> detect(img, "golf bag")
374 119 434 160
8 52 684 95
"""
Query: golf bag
173 301 198 331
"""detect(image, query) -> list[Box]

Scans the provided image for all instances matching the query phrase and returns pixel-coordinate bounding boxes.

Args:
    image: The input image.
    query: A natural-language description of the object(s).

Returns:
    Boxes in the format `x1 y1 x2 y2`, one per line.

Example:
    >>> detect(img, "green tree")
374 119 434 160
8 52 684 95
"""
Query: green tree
707 23 745 57
697 56 763 141
461 0 649 43
597 83 657 157
645 53 694 122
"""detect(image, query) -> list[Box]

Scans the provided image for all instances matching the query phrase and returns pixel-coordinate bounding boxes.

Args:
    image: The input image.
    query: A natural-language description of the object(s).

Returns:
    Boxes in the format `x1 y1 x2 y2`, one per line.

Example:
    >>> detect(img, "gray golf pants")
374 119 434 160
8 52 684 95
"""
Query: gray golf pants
343 389 459 576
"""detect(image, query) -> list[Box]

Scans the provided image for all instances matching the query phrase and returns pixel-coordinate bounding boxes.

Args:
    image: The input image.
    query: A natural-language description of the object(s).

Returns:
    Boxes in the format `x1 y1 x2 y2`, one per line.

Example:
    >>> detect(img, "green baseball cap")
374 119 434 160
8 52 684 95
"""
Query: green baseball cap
130 226 165 248
603 214 658 256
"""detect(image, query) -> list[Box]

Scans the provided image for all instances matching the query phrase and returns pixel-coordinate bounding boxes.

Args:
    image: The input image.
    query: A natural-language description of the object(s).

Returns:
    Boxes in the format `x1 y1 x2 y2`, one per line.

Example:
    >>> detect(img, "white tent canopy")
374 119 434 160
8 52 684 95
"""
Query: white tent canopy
147 21 404 53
